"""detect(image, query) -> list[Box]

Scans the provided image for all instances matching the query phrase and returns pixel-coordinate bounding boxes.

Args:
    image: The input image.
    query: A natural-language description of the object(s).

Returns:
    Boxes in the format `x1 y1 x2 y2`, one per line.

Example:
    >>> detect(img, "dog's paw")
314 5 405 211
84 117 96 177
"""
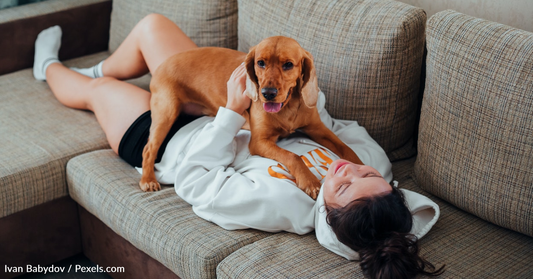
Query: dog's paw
139 180 161 192
299 176 322 200
304 186 320 200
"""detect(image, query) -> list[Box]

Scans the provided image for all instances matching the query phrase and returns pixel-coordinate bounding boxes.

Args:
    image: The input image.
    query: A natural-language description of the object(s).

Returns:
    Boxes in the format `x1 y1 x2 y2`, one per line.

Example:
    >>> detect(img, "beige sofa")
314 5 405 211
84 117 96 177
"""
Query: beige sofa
1 0 532 278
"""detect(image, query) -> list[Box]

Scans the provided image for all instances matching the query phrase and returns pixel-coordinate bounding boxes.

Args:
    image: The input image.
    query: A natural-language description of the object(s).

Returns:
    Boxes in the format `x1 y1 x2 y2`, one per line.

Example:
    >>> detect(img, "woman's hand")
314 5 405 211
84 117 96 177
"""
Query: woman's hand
226 63 251 115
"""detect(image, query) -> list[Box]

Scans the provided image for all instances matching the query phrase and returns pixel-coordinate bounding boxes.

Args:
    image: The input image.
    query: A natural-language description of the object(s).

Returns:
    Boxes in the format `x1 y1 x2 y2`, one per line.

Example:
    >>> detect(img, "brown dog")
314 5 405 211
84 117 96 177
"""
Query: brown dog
140 36 363 199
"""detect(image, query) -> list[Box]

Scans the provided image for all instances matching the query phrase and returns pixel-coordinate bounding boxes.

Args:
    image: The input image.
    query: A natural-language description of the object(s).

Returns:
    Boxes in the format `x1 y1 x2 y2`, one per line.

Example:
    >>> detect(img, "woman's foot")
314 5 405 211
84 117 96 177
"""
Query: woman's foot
33 25 62 81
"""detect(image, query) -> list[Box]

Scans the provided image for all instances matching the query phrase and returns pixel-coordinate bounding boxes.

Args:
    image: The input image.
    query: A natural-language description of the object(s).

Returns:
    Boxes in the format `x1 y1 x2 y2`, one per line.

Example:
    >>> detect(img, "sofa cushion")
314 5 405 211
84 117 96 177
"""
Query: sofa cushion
66 150 272 279
108 0 238 52
217 159 533 278
0 52 111 218
414 10 533 237
238 0 426 161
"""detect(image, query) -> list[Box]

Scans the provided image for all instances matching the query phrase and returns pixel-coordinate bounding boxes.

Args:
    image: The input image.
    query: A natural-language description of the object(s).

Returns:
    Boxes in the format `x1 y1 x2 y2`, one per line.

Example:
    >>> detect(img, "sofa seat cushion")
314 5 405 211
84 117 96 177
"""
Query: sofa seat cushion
415 10 533 236
217 158 533 278
238 0 426 161
0 52 112 218
109 0 238 52
66 150 272 279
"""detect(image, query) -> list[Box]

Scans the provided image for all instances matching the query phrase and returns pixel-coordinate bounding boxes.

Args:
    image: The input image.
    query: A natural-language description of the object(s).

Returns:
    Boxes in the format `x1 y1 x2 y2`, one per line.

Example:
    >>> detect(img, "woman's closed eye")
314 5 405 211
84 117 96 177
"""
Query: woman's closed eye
338 182 351 196
338 173 382 196
363 172 382 178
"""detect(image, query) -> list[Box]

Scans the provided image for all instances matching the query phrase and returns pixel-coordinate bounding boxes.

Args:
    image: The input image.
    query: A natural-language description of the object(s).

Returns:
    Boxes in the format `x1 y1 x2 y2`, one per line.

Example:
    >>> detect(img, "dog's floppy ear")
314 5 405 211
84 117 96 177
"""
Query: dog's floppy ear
300 50 319 108
245 46 259 102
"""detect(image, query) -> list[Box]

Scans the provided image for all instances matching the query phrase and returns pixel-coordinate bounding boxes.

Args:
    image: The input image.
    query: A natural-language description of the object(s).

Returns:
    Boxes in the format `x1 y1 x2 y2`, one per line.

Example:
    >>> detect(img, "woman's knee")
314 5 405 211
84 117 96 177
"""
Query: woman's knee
138 13 180 35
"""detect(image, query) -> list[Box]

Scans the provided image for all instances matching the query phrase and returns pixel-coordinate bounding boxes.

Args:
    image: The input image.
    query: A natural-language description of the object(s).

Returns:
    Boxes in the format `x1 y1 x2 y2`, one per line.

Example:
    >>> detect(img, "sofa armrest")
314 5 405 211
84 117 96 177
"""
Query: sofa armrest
0 0 111 75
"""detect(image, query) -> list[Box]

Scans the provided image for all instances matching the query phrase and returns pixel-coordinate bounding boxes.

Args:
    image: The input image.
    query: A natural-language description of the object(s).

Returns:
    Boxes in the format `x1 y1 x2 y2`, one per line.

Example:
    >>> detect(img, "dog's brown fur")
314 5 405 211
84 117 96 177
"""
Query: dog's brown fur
140 36 362 199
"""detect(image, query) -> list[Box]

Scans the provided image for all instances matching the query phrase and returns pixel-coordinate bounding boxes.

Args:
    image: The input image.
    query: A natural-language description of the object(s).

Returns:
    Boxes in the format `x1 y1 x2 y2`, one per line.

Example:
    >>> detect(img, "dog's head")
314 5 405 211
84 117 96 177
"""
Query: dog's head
244 36 319 113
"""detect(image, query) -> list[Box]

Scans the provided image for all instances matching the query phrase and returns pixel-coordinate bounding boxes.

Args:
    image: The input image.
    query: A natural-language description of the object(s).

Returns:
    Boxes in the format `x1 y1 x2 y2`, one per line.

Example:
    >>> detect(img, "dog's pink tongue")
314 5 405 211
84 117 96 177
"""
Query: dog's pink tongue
263 102 282 113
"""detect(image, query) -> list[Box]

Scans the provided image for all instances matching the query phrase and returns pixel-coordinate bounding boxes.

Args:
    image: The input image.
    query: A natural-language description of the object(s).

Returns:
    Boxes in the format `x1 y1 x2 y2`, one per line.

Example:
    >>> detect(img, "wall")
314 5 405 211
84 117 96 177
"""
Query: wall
397 0 533 32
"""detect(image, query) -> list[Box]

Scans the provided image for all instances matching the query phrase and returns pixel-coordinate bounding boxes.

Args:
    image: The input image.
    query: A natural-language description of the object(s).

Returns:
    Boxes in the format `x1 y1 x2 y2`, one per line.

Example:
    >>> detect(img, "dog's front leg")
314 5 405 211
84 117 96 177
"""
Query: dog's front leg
249 136 322 199
302 121 363 165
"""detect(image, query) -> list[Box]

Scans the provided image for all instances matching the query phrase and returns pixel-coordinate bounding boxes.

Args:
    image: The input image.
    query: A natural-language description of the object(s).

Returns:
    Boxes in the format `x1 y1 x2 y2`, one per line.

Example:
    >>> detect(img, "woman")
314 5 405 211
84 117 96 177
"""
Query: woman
33 14 444 278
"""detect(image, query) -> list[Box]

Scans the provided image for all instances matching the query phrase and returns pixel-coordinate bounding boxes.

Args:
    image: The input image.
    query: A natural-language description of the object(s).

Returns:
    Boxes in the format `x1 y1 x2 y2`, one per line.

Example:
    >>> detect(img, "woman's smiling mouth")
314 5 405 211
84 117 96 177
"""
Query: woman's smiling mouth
334 162 350 174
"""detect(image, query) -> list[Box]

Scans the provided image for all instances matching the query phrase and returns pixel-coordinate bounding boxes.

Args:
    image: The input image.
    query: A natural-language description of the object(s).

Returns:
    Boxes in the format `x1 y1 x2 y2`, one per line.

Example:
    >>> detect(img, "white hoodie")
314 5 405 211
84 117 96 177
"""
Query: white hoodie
139 92 440 260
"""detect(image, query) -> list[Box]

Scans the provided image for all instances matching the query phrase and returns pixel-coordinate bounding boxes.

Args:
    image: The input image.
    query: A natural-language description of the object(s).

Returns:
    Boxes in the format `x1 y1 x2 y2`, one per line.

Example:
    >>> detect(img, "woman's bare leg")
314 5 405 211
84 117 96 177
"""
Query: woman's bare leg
46 63 150 153
101 13 198 79
39 14 200 153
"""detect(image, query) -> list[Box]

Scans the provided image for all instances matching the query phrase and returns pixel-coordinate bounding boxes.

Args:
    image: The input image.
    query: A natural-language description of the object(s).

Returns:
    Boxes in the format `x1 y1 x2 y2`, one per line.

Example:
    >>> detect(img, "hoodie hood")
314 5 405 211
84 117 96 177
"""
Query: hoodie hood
314 183 440 260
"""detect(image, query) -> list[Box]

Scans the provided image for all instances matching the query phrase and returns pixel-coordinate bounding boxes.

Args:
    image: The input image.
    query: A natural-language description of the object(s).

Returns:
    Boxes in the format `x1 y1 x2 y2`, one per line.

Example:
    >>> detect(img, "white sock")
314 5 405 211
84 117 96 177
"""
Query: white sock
33 25 62 81
70 60 104 78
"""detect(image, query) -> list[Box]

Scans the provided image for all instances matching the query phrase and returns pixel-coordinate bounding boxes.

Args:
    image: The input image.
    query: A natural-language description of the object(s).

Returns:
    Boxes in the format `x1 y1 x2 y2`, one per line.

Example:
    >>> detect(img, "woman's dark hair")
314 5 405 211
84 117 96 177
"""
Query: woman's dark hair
325 185 445 279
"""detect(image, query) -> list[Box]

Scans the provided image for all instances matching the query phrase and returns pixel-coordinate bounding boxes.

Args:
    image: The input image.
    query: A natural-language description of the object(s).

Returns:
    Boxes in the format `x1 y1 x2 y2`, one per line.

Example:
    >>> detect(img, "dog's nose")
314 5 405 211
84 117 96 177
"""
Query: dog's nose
261 88 278 100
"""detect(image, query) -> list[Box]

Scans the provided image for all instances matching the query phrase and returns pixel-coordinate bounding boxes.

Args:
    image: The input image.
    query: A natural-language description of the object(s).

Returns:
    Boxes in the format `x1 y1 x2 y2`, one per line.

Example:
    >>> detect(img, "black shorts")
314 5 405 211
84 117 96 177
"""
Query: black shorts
118 111 201 168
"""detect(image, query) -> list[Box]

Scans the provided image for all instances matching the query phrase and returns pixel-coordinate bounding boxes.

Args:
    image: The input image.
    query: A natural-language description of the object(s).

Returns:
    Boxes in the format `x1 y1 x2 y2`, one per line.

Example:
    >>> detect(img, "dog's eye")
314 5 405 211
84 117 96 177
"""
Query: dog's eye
282 62 294 70
257 60 265 68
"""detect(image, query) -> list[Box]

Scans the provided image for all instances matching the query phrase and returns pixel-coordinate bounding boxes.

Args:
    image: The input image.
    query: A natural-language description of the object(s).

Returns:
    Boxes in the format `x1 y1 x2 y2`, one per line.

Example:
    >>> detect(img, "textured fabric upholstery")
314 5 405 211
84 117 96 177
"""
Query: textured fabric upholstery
217 159 533 278
238 0 426 161
414 10 533 237
67 150 272 279
0 52 111 218
108 0 238 52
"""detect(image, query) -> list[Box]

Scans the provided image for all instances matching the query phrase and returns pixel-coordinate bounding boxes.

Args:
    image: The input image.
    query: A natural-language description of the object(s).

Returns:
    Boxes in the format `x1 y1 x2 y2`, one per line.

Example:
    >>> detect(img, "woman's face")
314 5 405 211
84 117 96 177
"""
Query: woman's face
323 159 392 208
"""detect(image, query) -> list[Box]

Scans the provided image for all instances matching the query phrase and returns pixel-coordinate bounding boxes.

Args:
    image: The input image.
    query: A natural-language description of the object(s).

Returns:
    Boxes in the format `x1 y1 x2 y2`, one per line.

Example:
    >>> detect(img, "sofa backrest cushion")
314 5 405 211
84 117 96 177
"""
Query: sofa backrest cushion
108 0 238 52
238 0 426 161
415 10 533 237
